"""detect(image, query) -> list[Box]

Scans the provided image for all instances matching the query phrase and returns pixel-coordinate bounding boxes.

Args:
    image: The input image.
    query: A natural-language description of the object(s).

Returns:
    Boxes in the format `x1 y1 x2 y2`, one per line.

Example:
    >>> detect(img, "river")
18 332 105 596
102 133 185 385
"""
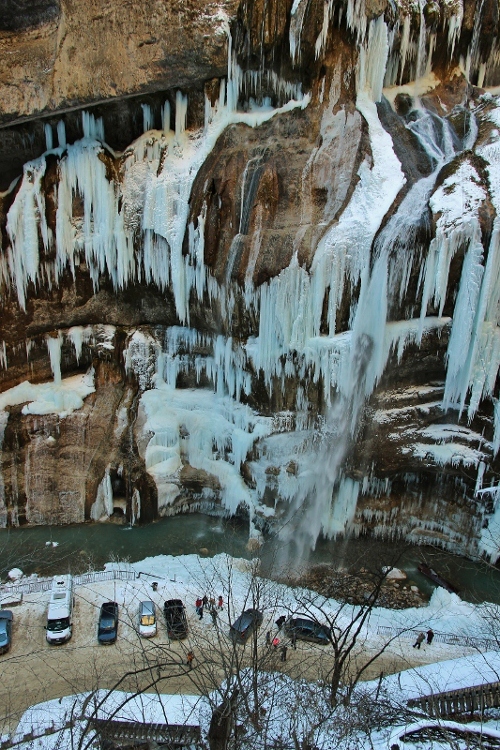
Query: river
1 515 500 604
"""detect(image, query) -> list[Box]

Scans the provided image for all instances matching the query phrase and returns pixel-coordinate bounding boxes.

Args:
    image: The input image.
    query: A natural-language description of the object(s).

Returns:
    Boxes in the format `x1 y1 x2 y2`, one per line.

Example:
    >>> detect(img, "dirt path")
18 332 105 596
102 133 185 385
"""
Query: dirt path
0 579 475 735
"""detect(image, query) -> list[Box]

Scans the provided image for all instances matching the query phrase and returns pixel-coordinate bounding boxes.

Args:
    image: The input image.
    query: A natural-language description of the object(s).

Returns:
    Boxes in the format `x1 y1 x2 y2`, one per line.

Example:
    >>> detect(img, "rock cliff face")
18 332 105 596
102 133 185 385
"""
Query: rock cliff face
2 0 500 561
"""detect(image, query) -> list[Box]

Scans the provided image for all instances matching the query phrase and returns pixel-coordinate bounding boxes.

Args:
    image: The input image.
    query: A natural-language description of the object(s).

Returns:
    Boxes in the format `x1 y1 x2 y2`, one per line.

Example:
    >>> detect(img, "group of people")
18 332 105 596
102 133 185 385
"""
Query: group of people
413 629 434 649
264 614 295 662
195 594 224 622
187 595 224 669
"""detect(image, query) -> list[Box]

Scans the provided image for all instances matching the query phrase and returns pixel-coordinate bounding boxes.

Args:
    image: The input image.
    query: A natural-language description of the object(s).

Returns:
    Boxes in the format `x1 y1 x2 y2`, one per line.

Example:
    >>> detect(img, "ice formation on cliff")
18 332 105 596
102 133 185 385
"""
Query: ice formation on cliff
2 0 500 558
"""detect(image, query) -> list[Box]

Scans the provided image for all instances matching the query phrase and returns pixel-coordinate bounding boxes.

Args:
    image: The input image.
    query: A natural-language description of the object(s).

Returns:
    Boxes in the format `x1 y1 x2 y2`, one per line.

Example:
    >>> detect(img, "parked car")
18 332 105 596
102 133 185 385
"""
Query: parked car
284 616 331 645
163 599 188 639
229 608 263 644
138 600 157 638
98 601 119 644
0 611 13 654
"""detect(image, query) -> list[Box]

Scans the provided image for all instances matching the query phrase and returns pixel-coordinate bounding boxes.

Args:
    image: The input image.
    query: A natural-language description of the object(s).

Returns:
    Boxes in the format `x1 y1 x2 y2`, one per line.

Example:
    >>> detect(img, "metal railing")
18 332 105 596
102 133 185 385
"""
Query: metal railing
377 625 498 652
0 569 137 597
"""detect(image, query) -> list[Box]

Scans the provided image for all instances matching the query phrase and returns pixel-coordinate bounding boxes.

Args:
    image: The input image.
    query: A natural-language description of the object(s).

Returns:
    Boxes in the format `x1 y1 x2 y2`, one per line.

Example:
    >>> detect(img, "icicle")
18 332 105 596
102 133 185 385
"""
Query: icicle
0 342 7 370
447 10 463 57
44 124 53 151
91 468 114 520
67 326 92 364
175 91 188 139
57 121 66 148
5 157 50 310
141 104 154 133
161 100 171 132
494 399 500 456
82 111 105 141
46 333 63 385
289 0 308 65
357 16 389 103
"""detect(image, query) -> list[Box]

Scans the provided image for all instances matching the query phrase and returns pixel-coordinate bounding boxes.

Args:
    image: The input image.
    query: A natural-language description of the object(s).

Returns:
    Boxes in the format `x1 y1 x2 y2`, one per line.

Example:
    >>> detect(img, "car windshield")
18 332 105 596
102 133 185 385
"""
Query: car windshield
141 615 155 626
100 618 115 630
0 629 7 643
47 618 69 632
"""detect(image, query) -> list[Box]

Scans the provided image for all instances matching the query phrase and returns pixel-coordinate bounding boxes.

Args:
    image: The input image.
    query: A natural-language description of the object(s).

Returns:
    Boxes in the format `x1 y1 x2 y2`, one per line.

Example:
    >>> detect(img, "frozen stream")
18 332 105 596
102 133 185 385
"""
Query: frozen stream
1 515 500 604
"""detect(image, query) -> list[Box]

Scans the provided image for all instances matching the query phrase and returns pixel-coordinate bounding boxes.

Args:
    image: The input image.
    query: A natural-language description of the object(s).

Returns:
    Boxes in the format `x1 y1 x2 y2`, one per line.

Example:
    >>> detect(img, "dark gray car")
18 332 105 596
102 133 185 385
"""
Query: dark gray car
98 602 118 644
284 616 331 645
229 608 263 643
164 599 188 640
0 611 13 654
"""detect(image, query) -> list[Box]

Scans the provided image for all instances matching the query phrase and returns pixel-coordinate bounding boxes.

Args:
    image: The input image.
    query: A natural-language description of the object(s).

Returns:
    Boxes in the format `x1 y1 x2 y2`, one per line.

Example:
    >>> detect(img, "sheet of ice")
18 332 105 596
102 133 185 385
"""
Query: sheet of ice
405 442 486 468
139 377 273 517
0 371 95 417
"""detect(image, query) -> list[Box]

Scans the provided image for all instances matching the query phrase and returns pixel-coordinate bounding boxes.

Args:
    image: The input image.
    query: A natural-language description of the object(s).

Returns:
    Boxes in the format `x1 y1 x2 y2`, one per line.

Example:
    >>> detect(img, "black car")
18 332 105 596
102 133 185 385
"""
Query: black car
0 611 13 654
163 599 188 639
229 608 263 643
98 601 118 644
284 616 331 645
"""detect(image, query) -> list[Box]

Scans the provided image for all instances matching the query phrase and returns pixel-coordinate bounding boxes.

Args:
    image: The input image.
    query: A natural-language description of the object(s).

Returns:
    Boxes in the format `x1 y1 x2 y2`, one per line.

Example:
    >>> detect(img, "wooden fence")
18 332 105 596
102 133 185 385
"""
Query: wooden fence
88 717 202 748
408 680 500 719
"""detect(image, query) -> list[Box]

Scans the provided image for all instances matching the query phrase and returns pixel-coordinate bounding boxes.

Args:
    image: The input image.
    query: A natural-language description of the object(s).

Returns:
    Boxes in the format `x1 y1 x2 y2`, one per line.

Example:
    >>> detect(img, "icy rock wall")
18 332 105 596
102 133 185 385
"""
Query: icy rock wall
1 0 500 559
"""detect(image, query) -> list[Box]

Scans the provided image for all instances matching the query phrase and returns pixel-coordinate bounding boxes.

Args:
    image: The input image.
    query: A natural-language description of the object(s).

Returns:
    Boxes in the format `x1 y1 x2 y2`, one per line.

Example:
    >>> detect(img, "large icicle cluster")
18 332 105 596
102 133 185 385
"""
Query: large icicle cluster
2 0 500 559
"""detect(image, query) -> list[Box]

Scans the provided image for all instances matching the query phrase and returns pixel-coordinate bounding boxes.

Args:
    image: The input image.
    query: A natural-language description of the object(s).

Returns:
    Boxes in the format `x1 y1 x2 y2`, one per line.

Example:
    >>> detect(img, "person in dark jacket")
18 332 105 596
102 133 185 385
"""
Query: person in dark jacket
280 645 287 662
413 632 425 649
427 629 434 645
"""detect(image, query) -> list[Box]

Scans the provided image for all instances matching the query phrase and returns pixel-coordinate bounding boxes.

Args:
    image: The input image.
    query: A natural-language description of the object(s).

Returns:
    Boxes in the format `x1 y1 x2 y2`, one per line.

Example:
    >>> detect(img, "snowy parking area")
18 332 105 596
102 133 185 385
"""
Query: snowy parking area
1 553 499 747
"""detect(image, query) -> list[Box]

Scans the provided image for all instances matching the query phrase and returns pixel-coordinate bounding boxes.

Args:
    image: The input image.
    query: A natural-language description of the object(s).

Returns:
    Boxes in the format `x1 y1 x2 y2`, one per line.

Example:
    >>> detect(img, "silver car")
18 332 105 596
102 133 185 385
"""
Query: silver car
138 600 157 638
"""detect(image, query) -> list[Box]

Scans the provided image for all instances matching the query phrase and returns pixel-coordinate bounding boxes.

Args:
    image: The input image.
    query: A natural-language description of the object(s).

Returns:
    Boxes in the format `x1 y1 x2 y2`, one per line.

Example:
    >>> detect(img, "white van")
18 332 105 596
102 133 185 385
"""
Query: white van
46 575 73 645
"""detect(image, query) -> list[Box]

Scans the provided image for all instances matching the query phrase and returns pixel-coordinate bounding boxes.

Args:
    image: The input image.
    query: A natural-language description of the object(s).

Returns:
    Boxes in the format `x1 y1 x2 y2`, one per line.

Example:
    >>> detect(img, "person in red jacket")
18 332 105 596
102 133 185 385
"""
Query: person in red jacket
195 597 203 620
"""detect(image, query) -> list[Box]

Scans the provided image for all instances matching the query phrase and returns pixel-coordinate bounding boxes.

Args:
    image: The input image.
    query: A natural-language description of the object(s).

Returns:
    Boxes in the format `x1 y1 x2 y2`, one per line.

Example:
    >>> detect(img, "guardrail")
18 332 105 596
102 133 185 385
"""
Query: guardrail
376 625 498 652
0 570 138 597
88 717 202 747
408 681 500 719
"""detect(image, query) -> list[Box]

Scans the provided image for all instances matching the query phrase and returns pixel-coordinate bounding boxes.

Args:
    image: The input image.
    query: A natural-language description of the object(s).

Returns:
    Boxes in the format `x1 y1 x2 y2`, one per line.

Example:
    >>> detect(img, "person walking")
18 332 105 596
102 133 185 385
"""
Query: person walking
210 607 218 626
280 645 288 662
217 595 223 610
195 597 203 620
202 595 208 607
186 651 194 670
291 632 297 650
426 629 434 645
413 632 425 649
266 631 271 646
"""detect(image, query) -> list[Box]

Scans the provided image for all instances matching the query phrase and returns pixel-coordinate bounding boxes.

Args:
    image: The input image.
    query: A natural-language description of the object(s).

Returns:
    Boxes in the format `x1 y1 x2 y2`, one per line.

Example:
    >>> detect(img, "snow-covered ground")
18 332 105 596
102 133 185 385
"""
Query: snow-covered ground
4 552 500 749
